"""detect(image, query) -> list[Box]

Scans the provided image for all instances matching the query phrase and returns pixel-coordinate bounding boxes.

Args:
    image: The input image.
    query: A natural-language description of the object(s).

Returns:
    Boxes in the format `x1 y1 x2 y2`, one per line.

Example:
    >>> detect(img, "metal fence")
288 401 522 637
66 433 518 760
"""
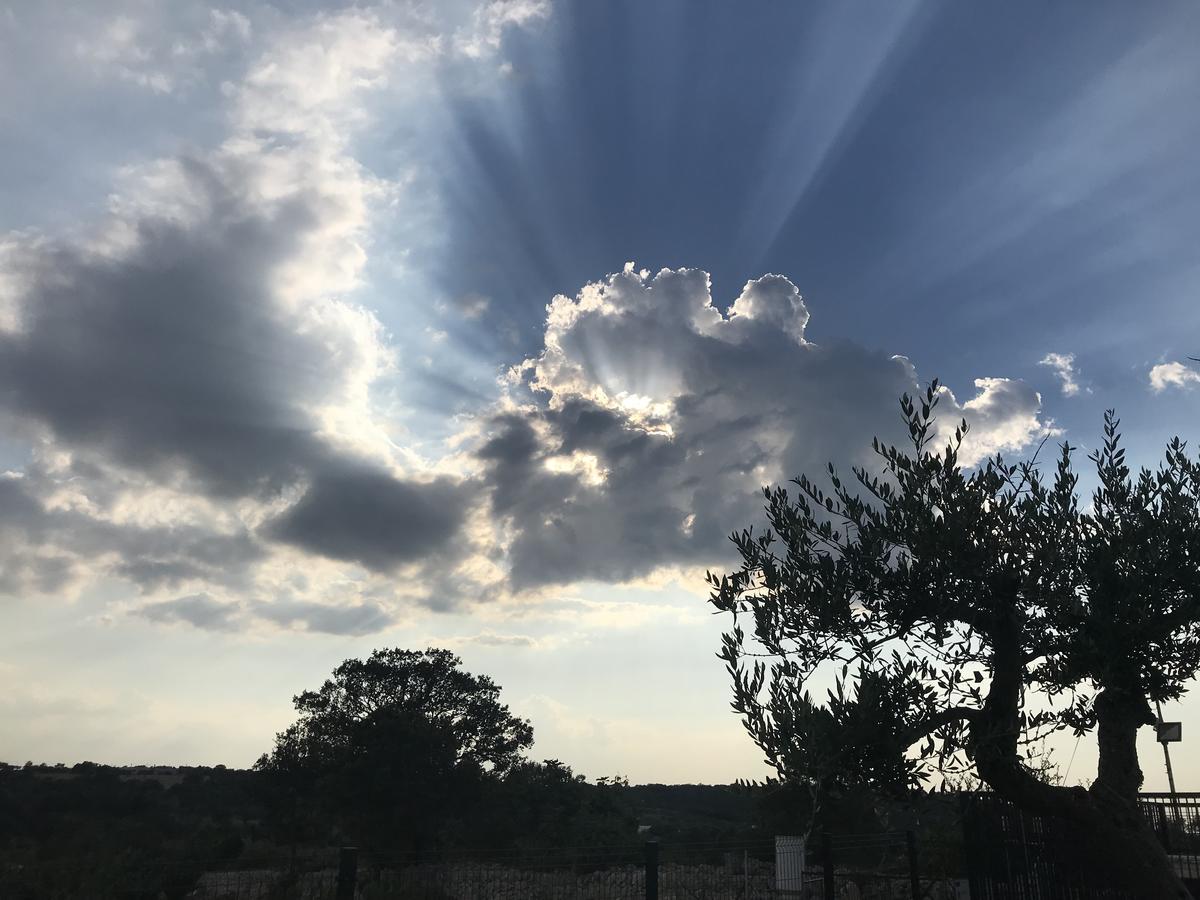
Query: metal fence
960 792 1200 900
959 793 1133 900
352 841 784 900
0 854 344 900
0 836 949 900
805 832 966 900
358 845 646 900
1138 792 1200 883
4 794 1195 899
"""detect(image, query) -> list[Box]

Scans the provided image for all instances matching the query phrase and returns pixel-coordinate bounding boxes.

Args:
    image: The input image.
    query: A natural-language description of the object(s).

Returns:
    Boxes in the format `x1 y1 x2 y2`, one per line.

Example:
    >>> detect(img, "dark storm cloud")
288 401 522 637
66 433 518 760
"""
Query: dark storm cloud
0 152 473 588
479 402 694 588
477 413 541 465
0 158 334 496
266 467 469 572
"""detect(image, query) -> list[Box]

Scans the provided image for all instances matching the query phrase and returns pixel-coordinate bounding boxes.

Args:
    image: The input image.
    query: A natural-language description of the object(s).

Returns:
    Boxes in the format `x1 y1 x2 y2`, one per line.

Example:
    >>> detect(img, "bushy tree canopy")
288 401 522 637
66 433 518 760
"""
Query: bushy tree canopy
710 386 1200 898
257 648 533 777
256 648 533 850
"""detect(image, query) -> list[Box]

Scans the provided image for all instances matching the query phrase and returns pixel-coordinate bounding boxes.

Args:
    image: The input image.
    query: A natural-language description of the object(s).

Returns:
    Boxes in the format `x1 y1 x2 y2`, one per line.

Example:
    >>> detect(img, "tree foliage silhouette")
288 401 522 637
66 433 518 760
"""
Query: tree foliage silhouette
710 385 1200 899
256 648 533 850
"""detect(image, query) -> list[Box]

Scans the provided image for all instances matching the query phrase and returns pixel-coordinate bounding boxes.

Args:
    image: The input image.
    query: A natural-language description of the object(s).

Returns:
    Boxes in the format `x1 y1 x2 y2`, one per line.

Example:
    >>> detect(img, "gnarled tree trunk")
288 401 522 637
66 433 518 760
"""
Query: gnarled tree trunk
973 623 1191 899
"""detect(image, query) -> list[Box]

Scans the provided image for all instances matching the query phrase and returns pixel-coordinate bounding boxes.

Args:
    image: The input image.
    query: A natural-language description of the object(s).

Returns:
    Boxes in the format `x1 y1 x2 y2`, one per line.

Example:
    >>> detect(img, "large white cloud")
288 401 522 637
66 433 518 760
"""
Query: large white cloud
474 265 1054 590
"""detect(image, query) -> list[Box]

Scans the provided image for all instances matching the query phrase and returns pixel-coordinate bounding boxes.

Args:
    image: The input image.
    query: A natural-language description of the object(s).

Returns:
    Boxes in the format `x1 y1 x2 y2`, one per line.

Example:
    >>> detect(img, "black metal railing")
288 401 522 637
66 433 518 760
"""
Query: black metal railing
1138 792 1200 882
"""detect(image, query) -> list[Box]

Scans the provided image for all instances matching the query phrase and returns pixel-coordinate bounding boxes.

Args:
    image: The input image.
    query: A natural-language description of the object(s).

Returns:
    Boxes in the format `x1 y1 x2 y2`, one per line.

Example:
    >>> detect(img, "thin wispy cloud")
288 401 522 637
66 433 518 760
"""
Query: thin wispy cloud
1039 352 1083 397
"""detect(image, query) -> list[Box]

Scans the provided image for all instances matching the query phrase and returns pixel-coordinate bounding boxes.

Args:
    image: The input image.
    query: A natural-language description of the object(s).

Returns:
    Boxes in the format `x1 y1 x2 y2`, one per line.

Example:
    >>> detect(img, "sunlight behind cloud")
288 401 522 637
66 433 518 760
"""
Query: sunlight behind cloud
3 0 1200 795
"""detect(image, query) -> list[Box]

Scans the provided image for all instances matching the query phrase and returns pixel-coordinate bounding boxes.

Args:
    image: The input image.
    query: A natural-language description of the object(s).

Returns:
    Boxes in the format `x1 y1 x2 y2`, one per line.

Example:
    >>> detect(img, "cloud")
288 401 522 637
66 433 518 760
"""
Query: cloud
456 0 551 58
68 7 252 95
251 598 396 636
459 632 537 647
475 266 1053 590
1150 361 1200 392
0 8 503 624
0 471 264 598
0 7 1058 635
448 292 491 319
1039 352 1083 397
953 377 1059 461
134 593 242 632
266 467 469 571
0 148 371 496
233 10 433 142
0 135 476 584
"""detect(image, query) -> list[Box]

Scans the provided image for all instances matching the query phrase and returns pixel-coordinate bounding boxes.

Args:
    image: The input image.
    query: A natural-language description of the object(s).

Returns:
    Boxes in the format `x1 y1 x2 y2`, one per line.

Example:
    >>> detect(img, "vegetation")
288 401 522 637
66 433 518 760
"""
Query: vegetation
1 649 759 876
709 386 1200 899
253 648 537 852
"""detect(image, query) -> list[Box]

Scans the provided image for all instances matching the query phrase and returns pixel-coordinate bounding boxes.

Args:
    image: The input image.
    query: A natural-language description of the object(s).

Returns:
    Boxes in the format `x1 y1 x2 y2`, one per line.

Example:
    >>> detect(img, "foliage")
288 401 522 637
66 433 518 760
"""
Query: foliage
0 761 266 895
257 648 533 777
474 760 636 849
1 651 644 867
1037 417 1200 715
255 648 534 851
708 385 1200 896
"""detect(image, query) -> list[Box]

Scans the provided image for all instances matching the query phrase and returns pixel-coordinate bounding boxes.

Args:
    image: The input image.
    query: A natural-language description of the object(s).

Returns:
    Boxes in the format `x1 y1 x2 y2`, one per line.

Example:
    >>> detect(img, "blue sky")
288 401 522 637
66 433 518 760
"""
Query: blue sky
1 0 1198 787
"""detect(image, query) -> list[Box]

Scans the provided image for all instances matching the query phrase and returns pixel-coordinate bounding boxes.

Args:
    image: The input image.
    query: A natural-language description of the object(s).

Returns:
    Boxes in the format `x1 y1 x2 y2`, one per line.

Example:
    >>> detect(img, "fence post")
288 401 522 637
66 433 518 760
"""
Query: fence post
644 840 659 900
336 846 358 900
906 830 921 900
822 832 835 900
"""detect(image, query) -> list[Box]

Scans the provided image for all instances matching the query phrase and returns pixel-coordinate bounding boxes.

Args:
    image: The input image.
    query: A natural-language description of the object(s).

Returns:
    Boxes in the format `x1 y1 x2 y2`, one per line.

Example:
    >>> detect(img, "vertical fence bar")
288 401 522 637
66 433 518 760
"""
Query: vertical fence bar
906 830 921 900
644 840 659 900
336 846 358 900
822 832 835 900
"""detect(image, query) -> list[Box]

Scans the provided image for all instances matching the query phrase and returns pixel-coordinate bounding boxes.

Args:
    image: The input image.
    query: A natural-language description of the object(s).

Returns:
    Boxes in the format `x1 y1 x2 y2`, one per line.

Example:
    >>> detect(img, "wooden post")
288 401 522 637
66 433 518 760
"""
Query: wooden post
336 846 358 900
822 832 835 900
906 830 921 900
644 840 659 900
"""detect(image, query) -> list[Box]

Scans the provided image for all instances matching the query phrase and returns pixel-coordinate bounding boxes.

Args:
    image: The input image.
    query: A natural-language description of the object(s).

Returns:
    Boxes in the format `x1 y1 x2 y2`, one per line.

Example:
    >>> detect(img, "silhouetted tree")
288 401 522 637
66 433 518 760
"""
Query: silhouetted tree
710 386 1200 899
255 648 533 851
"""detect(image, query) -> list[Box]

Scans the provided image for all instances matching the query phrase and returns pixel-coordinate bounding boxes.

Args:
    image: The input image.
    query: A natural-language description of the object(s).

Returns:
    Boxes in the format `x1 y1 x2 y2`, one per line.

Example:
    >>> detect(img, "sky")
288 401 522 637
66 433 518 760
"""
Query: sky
1 0 1198 788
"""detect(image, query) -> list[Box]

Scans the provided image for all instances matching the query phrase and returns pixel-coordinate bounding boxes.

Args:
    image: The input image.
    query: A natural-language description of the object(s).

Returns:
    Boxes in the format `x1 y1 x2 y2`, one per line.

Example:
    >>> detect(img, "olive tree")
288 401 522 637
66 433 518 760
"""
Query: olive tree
709 385 1200 899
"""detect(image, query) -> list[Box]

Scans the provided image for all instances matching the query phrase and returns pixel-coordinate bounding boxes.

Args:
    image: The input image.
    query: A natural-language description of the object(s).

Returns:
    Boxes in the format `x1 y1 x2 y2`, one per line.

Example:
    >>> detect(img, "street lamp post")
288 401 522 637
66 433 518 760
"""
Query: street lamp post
1155 700 1179 798
1155 701 1183 845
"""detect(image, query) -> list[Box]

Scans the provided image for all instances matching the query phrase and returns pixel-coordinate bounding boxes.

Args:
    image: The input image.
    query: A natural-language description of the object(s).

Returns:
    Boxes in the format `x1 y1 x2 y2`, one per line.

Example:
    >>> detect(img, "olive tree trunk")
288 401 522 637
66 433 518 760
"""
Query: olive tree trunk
973 624 1191 899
